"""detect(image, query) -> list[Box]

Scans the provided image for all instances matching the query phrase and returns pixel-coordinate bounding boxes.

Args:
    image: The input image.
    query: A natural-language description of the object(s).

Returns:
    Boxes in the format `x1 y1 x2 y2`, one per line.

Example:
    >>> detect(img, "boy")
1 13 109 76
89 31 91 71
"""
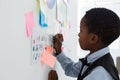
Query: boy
53 8 120 80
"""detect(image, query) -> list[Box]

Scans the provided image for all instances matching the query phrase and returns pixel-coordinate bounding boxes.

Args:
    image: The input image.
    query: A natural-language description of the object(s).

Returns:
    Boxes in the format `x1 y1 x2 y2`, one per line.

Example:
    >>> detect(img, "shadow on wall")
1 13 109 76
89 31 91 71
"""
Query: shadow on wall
116 57 120 74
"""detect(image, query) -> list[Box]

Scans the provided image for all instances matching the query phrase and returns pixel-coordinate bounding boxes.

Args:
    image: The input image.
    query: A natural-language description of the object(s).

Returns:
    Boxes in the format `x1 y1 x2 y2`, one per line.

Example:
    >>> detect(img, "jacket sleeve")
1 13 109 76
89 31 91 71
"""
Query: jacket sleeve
56 52 82 77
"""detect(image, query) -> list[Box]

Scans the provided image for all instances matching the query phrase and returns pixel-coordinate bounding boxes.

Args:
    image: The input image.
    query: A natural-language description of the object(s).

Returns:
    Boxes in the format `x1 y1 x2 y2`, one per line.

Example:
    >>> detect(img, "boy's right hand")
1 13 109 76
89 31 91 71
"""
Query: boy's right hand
53 34 64 56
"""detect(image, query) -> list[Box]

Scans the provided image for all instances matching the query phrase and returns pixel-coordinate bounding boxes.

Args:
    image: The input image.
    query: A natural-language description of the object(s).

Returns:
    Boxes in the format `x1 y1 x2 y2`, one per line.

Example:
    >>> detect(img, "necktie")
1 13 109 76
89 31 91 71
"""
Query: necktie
79 58 91 66
78 58 91 79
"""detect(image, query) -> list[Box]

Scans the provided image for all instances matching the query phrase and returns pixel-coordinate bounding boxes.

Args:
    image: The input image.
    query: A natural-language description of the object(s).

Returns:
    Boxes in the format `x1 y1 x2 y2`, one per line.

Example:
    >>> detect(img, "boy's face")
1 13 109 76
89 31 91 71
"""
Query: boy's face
78 17 105 52
78 17 92 50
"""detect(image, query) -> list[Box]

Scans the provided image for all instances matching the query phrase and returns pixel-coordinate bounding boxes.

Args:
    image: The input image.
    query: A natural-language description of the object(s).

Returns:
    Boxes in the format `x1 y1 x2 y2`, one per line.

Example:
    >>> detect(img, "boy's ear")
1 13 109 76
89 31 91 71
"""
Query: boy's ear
89 33 99 44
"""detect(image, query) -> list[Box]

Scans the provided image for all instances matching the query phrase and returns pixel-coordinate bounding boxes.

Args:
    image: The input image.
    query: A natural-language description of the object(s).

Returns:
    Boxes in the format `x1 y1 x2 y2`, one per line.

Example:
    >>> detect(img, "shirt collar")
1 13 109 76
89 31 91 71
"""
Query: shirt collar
87 47 110 64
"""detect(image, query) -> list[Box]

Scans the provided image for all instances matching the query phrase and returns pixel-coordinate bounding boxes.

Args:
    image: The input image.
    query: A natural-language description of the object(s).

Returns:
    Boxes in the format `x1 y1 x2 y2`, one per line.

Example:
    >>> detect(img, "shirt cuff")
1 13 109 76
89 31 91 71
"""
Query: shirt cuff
56 51 66 62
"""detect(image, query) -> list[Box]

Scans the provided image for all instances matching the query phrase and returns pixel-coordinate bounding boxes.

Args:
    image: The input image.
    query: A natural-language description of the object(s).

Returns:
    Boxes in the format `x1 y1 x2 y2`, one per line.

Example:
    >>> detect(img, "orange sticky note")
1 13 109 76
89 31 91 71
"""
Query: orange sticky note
41 50 56 68
25 11 35 37
45 45 54 54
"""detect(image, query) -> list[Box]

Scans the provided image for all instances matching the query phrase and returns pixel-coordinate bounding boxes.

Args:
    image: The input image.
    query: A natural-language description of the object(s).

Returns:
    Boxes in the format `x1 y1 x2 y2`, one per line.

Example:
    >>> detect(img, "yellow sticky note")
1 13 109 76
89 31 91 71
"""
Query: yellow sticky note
36 0 40 14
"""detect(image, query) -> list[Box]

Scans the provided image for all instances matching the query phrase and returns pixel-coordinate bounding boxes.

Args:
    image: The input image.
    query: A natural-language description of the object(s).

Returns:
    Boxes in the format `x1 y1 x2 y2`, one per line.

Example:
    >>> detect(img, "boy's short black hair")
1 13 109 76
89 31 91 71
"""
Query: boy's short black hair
84 8 120 46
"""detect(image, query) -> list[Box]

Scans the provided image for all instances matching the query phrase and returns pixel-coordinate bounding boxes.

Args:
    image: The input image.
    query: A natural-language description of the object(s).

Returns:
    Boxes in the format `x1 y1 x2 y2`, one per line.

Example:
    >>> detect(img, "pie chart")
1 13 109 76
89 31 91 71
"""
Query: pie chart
46 0 56 9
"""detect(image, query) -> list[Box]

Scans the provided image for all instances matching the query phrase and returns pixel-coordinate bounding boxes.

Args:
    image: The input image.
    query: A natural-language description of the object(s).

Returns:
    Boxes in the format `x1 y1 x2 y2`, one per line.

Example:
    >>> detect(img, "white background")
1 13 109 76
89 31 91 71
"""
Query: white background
0 0 78 80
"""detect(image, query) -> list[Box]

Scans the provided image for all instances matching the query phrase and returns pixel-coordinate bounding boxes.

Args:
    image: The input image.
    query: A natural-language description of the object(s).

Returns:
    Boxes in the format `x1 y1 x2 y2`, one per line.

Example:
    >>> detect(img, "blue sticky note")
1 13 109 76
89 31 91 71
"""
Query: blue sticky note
39 11 48 27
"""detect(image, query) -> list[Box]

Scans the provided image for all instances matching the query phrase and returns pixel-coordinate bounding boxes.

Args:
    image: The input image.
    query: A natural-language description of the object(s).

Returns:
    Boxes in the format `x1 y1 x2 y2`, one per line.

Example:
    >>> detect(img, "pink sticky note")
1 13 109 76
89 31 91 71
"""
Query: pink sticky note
45 45 54 54
25 11 35 37
41 50 56 68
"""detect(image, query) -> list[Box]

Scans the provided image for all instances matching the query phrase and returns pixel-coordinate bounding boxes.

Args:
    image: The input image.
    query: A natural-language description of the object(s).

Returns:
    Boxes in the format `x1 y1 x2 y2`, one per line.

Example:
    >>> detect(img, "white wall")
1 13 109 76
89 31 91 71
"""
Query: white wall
56 1 78 80
0 0 78 80
0 0 35 80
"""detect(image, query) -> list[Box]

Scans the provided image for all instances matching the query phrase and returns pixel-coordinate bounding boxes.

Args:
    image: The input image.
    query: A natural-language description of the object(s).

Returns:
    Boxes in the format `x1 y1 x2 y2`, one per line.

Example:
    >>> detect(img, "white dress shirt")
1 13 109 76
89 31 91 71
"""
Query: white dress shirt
56 47 114 80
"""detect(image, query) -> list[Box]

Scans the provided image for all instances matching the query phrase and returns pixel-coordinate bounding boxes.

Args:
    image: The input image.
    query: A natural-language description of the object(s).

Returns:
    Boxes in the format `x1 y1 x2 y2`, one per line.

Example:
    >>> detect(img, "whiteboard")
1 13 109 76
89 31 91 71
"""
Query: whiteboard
0 0 78 80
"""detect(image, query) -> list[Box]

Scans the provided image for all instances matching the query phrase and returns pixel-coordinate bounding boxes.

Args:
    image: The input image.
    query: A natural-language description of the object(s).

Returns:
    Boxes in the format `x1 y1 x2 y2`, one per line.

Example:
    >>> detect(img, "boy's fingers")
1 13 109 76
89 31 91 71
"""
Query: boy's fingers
55 34 64 42
53 34 63 55
53 39 62 48
53 34 63 44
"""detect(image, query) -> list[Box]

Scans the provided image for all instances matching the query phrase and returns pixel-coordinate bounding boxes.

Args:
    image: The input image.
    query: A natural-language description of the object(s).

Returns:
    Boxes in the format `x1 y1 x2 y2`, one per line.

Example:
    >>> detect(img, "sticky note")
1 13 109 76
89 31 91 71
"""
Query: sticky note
25 11 35 37
45 45 54 54
41 50 56 68
46 0 56 9
39 11 48 27
37 0 40 14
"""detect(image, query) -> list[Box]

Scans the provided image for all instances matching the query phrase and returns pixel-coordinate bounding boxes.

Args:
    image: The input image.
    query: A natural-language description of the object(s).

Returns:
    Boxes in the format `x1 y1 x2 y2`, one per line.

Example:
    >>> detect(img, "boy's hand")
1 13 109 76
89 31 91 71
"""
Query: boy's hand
53 34 64 56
